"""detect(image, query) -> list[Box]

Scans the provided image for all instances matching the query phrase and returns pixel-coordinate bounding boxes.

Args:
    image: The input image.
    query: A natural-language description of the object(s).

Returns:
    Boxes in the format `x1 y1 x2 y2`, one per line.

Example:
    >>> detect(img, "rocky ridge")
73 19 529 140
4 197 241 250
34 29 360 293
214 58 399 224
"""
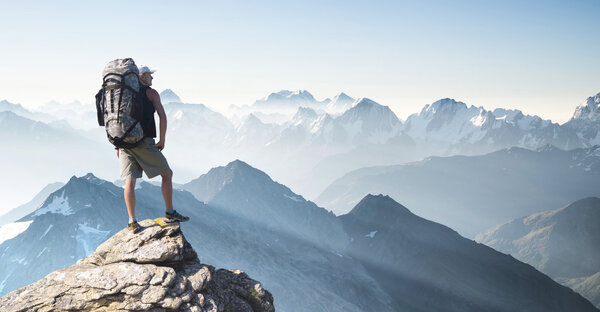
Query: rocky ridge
0 219 274 312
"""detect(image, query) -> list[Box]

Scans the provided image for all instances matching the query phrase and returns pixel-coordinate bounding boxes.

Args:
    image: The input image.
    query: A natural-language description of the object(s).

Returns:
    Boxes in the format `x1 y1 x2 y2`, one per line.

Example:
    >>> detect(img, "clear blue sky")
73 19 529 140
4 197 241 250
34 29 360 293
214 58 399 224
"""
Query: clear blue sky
1 0 599 123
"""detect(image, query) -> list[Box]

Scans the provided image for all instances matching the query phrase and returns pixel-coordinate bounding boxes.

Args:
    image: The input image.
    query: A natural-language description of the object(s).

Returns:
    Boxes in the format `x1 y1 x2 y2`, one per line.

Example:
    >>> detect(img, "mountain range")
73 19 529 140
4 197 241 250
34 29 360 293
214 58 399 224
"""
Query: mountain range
340 194 596 311
2 89 600 209
0 168 392 312
317 144 600 238
1 161 598 311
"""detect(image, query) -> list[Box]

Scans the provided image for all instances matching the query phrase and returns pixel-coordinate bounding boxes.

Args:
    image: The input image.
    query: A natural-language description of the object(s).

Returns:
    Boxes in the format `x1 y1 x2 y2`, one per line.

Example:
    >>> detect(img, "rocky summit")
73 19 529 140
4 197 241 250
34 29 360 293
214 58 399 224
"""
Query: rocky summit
0 219 274 312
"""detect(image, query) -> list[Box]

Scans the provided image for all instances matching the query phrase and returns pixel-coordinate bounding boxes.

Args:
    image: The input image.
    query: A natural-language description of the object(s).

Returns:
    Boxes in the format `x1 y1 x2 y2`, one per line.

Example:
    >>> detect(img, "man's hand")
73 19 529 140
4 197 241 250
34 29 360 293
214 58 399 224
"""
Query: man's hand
153 141 165 151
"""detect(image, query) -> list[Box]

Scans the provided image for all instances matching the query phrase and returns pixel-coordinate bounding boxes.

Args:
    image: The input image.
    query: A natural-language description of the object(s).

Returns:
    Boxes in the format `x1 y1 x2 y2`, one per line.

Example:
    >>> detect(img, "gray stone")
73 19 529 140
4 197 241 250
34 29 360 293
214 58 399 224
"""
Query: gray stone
0 219 275 312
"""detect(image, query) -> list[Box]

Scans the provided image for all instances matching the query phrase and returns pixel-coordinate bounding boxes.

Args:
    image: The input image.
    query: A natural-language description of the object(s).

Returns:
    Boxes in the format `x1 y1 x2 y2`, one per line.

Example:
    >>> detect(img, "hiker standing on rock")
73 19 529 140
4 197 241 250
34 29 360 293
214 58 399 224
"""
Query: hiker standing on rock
98 59 189 233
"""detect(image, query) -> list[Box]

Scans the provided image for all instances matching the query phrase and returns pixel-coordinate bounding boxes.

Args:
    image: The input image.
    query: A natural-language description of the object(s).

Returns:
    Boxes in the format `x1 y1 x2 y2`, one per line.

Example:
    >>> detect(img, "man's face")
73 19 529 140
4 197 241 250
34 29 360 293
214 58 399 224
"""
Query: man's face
140 73 153 86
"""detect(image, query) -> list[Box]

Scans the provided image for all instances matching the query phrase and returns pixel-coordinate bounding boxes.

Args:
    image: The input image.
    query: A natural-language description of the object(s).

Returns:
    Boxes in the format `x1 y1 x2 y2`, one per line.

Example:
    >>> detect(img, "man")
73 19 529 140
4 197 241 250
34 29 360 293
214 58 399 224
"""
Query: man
117 65 189 233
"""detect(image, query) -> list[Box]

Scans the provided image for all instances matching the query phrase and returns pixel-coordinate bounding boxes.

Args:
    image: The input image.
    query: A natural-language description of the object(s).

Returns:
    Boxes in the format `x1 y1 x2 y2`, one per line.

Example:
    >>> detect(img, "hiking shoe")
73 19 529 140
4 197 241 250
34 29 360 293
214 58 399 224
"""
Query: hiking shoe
128 221 141 234
165 210 190 223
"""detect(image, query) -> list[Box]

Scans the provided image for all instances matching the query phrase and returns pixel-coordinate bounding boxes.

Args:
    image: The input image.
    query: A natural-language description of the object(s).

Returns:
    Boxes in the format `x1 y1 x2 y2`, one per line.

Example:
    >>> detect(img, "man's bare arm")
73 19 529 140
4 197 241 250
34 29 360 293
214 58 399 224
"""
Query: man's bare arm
147 88 167 150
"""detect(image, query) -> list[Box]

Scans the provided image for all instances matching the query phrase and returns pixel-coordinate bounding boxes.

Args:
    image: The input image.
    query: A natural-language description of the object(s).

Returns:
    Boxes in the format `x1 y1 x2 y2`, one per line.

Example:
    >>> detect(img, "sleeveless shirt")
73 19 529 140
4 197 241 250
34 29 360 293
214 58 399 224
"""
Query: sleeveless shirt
139 85 157 138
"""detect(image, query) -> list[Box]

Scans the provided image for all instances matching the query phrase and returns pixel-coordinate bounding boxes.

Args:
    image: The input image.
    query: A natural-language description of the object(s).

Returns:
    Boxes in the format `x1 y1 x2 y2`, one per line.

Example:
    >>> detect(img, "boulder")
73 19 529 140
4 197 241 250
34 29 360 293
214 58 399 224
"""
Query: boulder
0 219 274 312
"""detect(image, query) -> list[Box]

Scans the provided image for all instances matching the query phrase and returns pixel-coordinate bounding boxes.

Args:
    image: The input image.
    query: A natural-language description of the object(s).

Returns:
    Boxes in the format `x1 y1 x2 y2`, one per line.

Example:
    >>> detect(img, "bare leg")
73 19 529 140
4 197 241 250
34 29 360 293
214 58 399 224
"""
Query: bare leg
161 170 173 211
124 178 137 220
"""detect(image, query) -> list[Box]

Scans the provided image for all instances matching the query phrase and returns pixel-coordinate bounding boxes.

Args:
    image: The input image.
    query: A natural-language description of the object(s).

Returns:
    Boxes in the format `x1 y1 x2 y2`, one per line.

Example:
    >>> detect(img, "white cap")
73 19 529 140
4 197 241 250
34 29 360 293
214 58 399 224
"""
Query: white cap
138 65 157 75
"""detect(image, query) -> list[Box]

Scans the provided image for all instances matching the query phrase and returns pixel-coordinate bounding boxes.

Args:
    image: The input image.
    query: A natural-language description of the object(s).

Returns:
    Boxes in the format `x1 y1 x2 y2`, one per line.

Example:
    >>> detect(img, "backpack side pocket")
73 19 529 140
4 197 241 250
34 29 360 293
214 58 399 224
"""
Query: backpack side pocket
95 88 105 126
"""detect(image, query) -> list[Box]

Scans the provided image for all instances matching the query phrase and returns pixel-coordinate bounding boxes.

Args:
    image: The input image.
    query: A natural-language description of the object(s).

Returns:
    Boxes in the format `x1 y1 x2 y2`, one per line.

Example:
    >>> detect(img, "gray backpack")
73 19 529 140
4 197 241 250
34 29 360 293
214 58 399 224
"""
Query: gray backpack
95 58 144 148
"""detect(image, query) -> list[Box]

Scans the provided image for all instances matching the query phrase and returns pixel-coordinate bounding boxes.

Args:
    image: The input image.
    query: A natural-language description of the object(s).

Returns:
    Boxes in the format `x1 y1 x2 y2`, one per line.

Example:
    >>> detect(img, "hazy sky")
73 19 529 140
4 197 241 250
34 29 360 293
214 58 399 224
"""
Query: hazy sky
1 0 599 123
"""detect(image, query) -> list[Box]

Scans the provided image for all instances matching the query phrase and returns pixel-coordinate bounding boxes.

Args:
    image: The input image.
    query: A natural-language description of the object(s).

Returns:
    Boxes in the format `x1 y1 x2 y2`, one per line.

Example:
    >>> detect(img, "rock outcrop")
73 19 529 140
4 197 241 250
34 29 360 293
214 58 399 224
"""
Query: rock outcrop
0 219 274 312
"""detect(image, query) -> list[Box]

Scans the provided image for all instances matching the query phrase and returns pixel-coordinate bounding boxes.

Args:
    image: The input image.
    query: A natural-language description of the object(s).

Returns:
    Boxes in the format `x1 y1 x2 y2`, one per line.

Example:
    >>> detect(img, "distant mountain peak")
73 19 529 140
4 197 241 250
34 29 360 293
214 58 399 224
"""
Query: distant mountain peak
225 159 253 171
253 90 325 109
267 89 315 101
291 106 318 124
83 173 107 185
352 98 381 109
0 99 24 109
348 194 413 222
0 110 19 119
326 93 355 112
245 113 264 124
159 89 182 103
572 92 600 120
333 92 353 102
424 98 468 114
341 98 400 125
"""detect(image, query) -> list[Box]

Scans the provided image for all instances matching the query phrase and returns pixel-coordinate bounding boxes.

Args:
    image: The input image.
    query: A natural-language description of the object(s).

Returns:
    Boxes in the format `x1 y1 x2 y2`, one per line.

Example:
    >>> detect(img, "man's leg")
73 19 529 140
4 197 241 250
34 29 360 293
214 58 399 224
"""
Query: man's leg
124 178 137 220
161 169 173 212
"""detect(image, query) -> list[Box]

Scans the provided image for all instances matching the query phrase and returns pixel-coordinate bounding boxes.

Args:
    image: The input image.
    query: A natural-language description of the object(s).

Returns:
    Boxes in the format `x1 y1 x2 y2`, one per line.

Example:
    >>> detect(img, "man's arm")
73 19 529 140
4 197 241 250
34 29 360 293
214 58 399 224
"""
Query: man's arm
147 88 167 150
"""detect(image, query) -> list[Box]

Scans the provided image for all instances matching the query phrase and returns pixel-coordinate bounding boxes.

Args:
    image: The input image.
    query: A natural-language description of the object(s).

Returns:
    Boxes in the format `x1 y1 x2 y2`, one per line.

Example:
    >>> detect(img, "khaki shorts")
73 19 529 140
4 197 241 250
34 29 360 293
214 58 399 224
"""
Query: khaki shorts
119 137 171 179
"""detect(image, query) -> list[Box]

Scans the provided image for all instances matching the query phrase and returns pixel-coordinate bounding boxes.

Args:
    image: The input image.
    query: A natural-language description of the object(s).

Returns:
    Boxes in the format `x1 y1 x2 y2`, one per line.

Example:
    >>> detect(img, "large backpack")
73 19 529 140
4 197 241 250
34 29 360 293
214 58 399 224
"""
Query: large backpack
95 58 145 148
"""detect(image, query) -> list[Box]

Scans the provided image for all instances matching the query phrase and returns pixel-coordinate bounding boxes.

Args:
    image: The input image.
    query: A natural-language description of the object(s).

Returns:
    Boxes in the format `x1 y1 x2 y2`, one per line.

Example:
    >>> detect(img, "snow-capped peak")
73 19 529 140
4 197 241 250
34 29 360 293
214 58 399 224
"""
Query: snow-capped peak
290 107 319 128
572 92 600 121
342 98 400 126
332 92 353 103
265 90 316 102
351 97 380 109
83 173 106 186
422 98 468 115
326 92 355 113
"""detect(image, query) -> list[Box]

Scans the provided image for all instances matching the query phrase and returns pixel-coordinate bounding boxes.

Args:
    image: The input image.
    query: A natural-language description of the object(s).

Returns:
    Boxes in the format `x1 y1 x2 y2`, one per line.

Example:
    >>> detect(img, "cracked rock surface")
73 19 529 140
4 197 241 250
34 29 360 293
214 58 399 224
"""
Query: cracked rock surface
0 219 275 312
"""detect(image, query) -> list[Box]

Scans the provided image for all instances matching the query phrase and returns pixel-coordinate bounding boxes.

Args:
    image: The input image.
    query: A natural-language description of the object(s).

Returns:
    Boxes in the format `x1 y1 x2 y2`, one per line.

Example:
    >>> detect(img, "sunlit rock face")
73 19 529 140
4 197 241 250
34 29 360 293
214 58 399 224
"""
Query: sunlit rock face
0 219 274 312
477 197 600 308
564 92 600 146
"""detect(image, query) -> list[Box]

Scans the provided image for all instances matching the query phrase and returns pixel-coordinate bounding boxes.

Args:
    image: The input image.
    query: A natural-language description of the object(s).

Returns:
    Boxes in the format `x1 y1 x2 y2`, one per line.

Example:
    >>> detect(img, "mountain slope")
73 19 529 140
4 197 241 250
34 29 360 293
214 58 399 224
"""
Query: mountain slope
477 197 600 308
182 160 348 250
476 197 600 278
0 100 55 123
339 194 598 311
0 182 64 227
561 273 600 309
317 145 600 238
0 111 115 212
0 172 393 311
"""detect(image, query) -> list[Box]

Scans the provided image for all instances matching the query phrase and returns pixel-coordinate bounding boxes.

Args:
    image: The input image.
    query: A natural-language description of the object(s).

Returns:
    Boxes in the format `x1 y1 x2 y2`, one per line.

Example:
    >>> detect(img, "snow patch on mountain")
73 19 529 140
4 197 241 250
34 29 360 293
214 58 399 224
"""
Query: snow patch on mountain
84 173 106 186
0 221 33 245
37 247 48 258
40 224 54 240
284 193 302 202
365 230 377 238
33 190 73 217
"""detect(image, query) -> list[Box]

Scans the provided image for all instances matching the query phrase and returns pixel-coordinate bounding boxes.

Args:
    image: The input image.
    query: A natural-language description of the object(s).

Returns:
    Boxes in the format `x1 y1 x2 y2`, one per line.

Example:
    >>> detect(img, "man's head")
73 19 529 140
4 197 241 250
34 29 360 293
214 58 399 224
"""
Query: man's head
138 65 156 87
